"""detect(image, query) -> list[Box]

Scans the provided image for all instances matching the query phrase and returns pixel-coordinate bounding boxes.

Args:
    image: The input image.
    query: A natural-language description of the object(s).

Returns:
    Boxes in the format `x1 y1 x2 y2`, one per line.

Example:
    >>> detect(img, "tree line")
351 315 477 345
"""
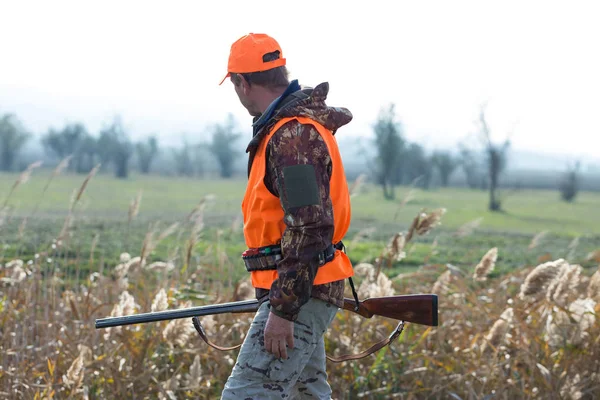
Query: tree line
0 104 585 210
368 103 582 210
368 104 494 199
0 112 242 179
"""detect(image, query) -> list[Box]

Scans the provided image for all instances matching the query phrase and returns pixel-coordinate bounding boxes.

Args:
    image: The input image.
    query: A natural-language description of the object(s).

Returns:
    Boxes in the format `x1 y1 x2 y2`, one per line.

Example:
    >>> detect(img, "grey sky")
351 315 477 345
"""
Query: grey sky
1 0 599 160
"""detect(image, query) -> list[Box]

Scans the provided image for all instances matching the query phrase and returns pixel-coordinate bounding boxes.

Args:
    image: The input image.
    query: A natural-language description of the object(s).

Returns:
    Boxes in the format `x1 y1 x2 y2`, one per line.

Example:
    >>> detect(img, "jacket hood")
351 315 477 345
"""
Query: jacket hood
275 82 353 132
247 81 353 152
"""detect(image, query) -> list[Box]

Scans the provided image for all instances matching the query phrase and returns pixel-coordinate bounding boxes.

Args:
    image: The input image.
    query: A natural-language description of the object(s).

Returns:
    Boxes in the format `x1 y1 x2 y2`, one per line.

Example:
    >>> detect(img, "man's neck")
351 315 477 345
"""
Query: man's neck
256 87 287 114
252 80 299 130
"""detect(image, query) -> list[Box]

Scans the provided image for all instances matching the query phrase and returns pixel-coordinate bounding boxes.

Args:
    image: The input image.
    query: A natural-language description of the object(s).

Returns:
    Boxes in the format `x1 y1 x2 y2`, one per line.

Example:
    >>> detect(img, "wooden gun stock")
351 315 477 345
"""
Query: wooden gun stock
343 294 438 327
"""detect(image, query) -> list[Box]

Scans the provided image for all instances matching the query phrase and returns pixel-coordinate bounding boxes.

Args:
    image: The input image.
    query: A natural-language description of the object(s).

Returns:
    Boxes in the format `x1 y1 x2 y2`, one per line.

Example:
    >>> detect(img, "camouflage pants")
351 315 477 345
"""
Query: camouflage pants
221 298 339 400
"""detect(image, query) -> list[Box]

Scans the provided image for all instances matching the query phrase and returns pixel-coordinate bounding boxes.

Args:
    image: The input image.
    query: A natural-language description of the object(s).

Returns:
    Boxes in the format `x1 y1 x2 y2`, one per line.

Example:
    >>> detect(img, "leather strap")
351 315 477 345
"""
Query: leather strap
192 316 405 363
326 321 405 363
192 316 243 352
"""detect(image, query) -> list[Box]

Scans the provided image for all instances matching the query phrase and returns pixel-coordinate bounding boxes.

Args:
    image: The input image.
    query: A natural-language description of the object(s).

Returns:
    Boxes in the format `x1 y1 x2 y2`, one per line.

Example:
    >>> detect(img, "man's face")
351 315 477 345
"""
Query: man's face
233 77 261 117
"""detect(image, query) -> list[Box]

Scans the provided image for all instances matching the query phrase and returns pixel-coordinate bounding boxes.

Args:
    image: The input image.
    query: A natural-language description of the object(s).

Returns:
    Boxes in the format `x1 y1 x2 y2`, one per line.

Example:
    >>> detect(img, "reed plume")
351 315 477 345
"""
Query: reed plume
519 259 566 301
406 208 446 242
481 307 514 354
473 247 498 282
528 230 549 250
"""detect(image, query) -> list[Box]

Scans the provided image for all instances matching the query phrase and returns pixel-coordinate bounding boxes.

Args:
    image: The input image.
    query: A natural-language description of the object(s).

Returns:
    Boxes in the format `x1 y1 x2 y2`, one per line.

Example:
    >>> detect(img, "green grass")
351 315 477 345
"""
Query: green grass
1 170 599 280
2 171 600 235
349 184 600 236
0 172 244 220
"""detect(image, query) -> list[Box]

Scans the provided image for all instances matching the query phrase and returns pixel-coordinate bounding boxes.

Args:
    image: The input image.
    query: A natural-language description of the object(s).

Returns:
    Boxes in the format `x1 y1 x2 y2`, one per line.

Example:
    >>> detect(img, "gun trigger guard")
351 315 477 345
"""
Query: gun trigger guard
192 316 243 352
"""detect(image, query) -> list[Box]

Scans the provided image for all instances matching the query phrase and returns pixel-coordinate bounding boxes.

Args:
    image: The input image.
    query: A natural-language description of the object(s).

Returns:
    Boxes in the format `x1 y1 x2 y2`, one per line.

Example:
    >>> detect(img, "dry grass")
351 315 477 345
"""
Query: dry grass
473 247 498 282
2 243 598 399
1 173 599 399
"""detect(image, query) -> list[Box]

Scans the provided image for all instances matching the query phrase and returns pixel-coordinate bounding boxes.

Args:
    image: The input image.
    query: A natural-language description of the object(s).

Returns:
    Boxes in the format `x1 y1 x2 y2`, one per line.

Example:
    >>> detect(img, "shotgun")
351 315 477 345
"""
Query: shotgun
95 294 438 329
95 294 438 362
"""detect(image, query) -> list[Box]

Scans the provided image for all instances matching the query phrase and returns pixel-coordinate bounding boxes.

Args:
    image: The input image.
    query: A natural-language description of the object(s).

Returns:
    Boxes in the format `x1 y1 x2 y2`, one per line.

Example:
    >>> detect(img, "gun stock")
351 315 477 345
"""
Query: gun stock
343 294 438 327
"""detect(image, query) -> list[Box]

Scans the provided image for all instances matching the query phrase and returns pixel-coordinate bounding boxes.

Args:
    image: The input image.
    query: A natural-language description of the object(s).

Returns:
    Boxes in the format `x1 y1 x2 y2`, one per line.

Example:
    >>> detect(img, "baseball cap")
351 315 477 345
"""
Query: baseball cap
219 33 286 85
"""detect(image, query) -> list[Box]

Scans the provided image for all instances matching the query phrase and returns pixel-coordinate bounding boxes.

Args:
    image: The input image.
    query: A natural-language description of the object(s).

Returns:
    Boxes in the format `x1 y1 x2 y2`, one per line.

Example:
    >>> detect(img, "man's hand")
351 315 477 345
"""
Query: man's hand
264 311 294 359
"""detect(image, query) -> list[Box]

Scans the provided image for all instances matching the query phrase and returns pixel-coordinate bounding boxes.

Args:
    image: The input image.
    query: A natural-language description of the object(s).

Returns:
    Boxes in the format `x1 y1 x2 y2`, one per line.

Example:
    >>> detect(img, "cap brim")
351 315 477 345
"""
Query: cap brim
219 72 231 86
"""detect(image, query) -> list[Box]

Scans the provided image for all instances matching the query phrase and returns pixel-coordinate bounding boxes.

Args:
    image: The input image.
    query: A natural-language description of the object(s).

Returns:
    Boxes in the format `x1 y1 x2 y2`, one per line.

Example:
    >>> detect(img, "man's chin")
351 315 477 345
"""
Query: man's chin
248 109 261 117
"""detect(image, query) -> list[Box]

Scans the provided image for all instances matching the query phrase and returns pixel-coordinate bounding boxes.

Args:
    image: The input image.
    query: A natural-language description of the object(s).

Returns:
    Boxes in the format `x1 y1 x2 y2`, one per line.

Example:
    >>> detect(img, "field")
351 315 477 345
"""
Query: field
1 169 600 399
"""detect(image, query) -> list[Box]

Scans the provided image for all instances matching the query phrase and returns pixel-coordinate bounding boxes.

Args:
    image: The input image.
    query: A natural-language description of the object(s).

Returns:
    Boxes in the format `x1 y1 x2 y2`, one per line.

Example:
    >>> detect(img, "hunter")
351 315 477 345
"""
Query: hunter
219 33 355 399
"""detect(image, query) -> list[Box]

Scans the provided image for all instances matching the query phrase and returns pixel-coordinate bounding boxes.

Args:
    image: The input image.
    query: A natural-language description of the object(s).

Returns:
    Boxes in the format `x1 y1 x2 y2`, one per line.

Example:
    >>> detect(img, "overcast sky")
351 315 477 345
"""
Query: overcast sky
1 0 599 160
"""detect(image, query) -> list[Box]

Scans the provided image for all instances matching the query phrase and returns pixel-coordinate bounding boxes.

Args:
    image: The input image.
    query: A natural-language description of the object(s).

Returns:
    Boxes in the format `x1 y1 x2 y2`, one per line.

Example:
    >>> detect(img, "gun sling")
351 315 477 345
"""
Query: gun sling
192 315 405 363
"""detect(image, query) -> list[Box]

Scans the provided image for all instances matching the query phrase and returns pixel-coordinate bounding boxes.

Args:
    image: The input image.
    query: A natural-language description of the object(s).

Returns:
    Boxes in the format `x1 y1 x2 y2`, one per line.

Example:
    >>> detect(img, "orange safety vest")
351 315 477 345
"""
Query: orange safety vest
241 116 354 289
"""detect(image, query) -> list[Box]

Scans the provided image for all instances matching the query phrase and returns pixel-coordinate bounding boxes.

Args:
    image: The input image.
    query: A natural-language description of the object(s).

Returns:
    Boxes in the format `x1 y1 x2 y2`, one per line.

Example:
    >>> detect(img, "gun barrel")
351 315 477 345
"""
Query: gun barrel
95 298 260 329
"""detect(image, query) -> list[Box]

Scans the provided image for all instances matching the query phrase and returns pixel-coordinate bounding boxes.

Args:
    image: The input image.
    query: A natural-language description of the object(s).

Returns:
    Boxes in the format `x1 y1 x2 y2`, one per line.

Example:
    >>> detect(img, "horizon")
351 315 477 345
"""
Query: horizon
1 0 599 161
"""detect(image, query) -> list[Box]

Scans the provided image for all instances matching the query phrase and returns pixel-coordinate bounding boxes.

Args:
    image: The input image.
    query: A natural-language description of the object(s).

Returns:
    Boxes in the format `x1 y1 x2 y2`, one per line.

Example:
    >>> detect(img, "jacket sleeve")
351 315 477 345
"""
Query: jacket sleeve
264 120 335 321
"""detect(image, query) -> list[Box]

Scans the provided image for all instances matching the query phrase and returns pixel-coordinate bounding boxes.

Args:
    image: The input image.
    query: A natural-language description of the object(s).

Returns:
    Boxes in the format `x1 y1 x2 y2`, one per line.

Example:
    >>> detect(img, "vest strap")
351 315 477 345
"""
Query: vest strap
242 241 345 272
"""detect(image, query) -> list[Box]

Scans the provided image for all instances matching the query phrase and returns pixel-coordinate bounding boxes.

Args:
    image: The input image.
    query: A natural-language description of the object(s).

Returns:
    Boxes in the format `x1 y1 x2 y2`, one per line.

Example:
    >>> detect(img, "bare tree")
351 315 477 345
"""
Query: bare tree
432 150 458 187
477 104 511 211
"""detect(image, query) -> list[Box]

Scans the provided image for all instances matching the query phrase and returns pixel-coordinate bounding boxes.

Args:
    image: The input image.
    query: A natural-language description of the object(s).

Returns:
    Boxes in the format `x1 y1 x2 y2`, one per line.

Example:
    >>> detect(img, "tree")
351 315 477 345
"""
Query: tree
458 144 486 190
477 104 511 211
193 143 207 178
372 104 405 200
431 150 458 187
210 114 241 178
559 161 581 202
98 116 134 179
403 143 434 189
172 139 195 177
42 123 94 173
0 113 31 172
78 135 99 173
96 129 114 171
136 136 159 174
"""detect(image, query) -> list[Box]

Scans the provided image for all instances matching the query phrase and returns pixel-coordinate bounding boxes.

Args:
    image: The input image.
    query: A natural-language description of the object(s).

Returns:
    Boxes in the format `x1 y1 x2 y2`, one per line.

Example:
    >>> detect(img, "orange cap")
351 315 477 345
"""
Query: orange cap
219 33 286 85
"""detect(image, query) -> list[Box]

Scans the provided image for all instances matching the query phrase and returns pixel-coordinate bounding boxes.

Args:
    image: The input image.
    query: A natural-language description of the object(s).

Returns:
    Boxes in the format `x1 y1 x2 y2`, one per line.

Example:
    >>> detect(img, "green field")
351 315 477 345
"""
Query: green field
1 170 599 279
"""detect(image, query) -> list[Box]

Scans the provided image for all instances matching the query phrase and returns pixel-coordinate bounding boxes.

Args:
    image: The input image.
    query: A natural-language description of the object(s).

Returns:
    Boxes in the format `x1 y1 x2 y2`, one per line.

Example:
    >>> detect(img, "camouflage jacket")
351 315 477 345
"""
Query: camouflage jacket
246 80 353 322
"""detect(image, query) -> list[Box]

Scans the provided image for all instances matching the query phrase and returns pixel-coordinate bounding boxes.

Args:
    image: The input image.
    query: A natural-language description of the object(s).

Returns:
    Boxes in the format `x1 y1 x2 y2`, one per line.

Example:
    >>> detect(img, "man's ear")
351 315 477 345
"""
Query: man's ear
239 75 251 95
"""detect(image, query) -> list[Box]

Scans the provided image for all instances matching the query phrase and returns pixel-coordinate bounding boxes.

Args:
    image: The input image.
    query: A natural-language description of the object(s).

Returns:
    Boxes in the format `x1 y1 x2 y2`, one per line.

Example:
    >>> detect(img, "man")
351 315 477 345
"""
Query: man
219 33 355 399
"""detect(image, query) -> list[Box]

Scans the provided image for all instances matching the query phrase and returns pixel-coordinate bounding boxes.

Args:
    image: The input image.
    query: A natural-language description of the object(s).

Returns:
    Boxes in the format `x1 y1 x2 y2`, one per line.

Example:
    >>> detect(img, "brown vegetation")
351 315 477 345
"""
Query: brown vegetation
1 165 599 399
